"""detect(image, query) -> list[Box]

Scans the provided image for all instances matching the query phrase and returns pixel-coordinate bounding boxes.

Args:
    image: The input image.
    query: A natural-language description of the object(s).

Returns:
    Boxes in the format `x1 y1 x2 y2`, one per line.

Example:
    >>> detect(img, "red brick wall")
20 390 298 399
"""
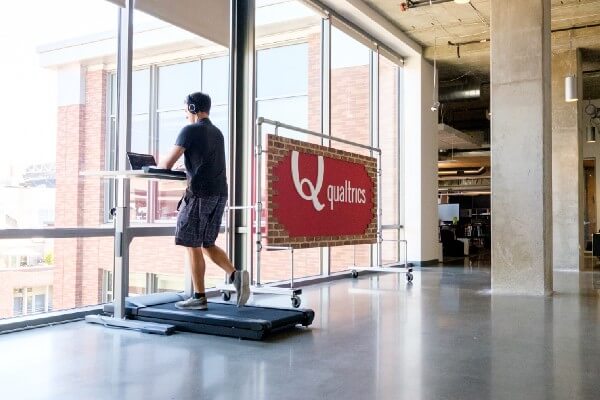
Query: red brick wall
82 70 107 227
54 102 84 309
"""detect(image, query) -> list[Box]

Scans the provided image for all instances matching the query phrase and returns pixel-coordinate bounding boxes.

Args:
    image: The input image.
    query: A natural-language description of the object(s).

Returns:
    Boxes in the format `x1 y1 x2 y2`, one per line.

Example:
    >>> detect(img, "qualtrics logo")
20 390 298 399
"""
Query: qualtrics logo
291 151 367 211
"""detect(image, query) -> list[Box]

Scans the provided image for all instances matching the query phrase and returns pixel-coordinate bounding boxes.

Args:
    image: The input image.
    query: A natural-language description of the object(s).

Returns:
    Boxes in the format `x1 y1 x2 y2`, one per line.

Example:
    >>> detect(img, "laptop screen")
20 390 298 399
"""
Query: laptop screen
127 152 157 170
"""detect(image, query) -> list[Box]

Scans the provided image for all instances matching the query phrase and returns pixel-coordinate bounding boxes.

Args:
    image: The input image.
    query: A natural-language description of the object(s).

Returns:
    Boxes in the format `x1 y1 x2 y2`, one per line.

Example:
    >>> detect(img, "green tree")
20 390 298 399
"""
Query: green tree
44 253 54 265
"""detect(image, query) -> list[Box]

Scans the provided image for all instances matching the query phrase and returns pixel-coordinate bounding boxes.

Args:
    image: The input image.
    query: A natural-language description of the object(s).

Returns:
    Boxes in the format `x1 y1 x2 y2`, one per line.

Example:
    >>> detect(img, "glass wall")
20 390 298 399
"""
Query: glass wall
380 54 401 264
0 0 118 231
109 55 230 224
329 27 372 272
0 0 119 319
0 0 405 322
0 237 115 319
255 0 323 282
128 234 228 296
257 44 309 139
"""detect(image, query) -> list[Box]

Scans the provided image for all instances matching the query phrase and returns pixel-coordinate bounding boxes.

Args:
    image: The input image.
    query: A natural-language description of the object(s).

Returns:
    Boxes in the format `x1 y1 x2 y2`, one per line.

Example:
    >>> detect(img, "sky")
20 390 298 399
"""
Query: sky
0 0 125 175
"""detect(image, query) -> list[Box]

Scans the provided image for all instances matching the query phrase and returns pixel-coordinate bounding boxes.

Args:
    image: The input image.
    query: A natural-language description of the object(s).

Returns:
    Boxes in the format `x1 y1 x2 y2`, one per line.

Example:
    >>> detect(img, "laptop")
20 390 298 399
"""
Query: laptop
126 152 186 178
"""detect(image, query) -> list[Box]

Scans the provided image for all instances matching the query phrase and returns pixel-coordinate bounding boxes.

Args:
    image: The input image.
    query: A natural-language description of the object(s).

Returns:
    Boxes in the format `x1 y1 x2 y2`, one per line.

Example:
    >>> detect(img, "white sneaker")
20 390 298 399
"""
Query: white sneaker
233 270 250 307
175 297 208 310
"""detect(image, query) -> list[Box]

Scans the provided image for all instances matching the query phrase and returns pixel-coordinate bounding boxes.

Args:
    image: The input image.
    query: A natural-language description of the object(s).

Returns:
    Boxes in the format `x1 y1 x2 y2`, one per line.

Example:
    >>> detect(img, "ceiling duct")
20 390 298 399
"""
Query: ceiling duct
402 0 463 9
439 80 489 102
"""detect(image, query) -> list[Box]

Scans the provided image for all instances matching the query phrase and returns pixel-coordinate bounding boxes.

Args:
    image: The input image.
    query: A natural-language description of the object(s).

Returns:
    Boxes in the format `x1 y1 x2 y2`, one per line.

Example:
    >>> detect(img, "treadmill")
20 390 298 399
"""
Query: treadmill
84 156 314 339
102 292 314 340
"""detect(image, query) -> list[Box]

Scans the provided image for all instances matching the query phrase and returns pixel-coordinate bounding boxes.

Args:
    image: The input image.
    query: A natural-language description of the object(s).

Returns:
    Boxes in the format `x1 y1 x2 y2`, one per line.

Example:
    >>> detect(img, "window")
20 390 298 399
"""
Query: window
380 54 401 264
330 27 372 272
254 2 322 283
1 237 113 318
0 0 118 231
106 57 229 223
12 286 52 317
102 270 113 303
12 293 24 317
108 70 152 223
0 0 406 324
157 61 202 159
202 56 230 163
128 235 225 293
0 0 118 318
257 43 309 140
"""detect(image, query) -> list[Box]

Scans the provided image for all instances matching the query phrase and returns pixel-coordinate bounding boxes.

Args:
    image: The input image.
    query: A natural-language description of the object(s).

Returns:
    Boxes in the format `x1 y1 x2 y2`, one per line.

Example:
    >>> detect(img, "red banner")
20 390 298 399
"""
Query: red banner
267 135 377 248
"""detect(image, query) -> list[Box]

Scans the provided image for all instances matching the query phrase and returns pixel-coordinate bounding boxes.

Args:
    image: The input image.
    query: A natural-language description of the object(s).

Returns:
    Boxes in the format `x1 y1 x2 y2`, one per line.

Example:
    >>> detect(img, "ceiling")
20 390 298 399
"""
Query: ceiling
360 0 600 193
364 0 600 80
438 123 484 150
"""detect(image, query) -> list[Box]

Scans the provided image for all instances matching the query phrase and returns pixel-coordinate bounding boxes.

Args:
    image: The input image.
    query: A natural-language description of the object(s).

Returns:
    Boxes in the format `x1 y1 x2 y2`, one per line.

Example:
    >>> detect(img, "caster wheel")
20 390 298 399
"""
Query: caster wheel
406 273 414 283
351 270 359 279
222 291 232 301
291 296 301 308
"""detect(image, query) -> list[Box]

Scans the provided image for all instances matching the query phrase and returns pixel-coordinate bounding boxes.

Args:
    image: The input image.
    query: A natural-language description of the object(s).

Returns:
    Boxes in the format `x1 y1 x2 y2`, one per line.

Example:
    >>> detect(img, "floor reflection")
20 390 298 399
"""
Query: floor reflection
1 257 599 400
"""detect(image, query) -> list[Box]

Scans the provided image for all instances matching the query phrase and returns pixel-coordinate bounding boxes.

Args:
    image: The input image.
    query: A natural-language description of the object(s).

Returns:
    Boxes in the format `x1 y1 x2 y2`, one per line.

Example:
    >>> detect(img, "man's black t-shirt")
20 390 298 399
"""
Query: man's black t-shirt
175 118 228 197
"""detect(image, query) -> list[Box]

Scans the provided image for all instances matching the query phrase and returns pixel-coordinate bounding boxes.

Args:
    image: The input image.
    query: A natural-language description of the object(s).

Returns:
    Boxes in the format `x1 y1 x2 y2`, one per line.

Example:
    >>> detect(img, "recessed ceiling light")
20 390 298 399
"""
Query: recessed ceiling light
454 0 471 4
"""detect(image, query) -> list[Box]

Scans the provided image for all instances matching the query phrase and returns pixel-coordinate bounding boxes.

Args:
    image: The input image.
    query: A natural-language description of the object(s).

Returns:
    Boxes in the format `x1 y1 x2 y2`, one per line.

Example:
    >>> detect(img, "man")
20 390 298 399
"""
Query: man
158 92 250 310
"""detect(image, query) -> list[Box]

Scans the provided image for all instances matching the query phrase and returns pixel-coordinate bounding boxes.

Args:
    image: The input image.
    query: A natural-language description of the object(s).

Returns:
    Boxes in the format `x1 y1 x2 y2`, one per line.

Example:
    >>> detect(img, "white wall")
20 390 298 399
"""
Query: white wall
403 56 439 263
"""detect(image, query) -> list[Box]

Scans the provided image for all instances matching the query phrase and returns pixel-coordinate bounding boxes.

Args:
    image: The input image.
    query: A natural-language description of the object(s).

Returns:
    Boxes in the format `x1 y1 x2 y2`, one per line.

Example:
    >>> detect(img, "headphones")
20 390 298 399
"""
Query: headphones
186 95 197 114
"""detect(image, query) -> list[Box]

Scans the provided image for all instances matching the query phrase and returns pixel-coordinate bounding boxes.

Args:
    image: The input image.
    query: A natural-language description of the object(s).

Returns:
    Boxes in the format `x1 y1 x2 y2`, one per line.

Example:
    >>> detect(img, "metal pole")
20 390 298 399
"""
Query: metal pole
290 248 295 289
320 17 331 277
370 49 382 268
377 152 383 268
223 206 231 285
113 0 134 320
228 0 256 274
148 65 158 225
259 118 380 153
397 66 405 261
255 121 263 285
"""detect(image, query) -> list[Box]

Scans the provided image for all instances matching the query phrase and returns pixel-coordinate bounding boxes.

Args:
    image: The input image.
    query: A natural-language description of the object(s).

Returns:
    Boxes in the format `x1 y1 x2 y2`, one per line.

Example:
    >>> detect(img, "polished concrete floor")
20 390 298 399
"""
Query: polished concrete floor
1 257 600 400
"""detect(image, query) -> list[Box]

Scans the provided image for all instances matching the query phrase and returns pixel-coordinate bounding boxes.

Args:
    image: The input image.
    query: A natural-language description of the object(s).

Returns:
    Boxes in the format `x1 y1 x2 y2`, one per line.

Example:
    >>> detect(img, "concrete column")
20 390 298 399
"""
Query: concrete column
403 56 438 265
490 0 552 295
552 49 583 271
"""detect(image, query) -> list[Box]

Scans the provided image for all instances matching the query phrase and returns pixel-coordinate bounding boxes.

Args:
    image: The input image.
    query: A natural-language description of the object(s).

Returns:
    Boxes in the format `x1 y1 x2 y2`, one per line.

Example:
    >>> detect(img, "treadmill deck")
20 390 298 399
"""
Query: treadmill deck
103 292 314 340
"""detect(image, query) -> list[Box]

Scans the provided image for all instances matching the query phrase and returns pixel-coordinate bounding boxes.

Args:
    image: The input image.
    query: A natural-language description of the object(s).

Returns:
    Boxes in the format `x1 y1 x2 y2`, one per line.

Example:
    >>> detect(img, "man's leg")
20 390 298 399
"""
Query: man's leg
202 245 235 276
188 246 207 294
203 245 250 307
175 246 208 310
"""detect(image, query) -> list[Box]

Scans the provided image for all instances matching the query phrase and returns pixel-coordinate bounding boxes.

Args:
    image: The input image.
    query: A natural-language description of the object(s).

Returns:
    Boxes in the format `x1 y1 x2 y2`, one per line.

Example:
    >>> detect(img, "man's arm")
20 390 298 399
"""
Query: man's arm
157 145 185 169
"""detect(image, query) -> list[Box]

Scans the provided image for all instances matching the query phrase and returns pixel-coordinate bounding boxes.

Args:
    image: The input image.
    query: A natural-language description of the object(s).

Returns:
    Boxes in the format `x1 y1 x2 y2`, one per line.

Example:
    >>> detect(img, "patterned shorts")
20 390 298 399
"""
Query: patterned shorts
175 195 227 248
